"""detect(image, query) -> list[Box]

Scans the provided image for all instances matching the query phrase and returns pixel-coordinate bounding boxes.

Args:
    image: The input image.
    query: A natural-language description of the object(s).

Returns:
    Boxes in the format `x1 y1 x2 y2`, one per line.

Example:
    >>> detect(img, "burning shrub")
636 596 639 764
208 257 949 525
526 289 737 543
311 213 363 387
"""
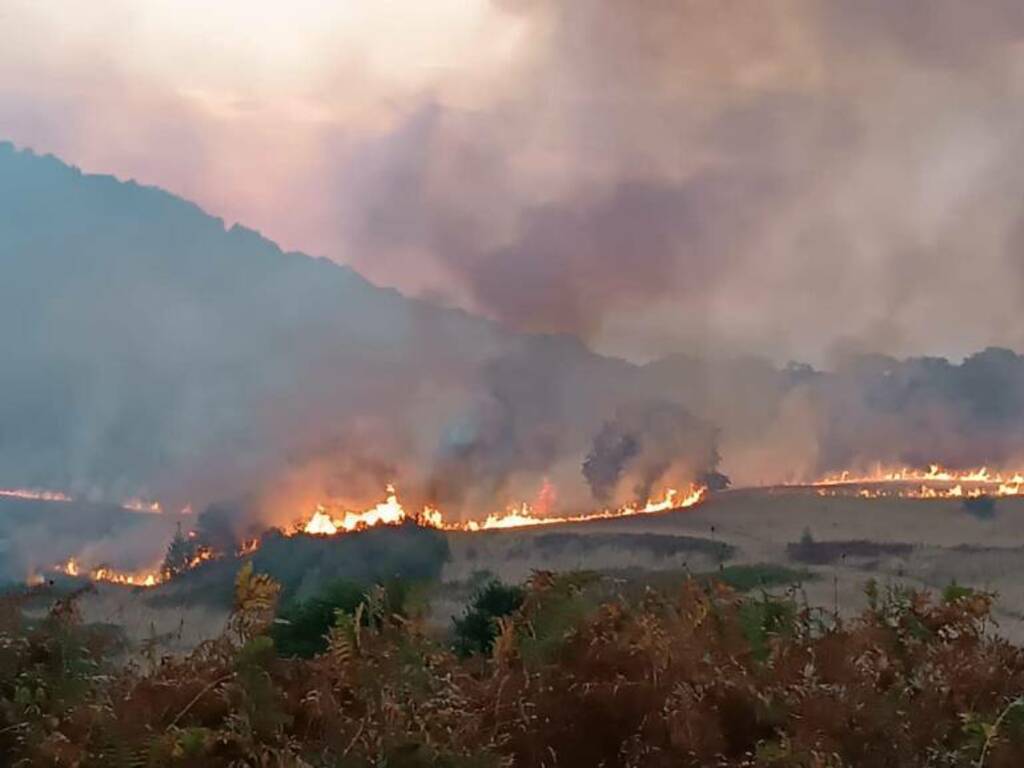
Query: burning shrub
161 523 199 579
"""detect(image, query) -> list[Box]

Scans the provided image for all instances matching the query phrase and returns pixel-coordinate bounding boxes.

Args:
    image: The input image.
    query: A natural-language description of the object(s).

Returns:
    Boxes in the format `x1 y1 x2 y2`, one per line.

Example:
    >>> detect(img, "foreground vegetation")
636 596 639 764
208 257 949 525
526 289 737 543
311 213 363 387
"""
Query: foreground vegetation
1 564 1023 766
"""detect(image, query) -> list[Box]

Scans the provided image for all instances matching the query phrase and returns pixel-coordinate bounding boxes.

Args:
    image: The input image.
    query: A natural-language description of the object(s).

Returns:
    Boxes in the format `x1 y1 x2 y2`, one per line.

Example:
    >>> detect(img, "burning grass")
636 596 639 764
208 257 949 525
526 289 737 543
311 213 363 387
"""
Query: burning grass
804 463 1024 500
304 484 707 536
28 483 709 594
20 460 1024 596
787 533 916 566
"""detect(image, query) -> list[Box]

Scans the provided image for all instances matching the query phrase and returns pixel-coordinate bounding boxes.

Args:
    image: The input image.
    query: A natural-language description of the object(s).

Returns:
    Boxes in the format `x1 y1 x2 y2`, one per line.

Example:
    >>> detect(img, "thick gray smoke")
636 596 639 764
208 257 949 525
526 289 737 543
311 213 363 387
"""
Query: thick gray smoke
808 347 1024 473
337 0 1024 364
639 348 1024 484
9 2 1024 583
10 139 1024 582
0 144 711 531
5 3 1024 365
583 402 719 504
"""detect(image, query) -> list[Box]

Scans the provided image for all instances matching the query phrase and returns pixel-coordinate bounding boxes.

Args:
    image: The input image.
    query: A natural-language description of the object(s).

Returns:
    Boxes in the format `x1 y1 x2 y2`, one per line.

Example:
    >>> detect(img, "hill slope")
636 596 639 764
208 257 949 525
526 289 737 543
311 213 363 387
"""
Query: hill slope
0 142 708 526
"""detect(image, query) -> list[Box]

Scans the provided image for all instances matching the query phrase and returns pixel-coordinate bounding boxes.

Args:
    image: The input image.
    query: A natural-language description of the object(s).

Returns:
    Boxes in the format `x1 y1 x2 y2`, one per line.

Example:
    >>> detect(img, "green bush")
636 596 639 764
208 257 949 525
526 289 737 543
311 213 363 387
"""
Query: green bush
452 579 525 657
963 494 997 519
273 580 369 658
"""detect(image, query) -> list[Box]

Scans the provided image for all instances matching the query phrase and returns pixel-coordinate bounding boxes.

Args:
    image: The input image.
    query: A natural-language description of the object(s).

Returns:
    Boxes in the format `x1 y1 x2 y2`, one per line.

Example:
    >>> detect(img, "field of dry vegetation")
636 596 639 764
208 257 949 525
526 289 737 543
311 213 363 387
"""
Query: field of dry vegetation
2 557 1024 767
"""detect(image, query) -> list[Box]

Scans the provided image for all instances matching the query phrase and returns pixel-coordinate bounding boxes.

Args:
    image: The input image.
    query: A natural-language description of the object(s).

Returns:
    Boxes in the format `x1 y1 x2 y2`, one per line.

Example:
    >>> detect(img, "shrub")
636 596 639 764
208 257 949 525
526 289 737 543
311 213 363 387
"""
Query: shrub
963 494 997 520
452 579 524 657
1 570 1024 766
273 578 415 658
272 579 366 658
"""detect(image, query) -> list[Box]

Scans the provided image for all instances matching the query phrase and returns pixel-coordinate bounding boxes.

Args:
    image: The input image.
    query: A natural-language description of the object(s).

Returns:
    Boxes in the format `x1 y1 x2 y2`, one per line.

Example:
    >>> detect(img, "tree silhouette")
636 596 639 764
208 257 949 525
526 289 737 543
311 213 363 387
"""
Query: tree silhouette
161 523 196 579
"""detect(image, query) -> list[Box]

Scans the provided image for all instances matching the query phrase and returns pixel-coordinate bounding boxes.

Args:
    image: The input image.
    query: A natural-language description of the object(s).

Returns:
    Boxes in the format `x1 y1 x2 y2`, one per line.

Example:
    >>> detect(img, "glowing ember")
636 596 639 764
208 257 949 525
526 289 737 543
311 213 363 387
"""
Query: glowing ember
805 464 1024 499
299 484 707 537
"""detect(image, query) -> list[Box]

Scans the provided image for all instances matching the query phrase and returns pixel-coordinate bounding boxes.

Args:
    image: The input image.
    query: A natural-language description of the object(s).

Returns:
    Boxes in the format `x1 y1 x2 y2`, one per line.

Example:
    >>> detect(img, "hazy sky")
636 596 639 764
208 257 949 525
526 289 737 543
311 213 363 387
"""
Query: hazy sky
5 1 1024 364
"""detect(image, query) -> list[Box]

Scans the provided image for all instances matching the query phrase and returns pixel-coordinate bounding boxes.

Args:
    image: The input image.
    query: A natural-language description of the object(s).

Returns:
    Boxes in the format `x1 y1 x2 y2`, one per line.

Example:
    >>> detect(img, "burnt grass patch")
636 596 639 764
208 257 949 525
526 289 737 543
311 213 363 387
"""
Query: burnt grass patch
788 536 914 565
506 531 735 561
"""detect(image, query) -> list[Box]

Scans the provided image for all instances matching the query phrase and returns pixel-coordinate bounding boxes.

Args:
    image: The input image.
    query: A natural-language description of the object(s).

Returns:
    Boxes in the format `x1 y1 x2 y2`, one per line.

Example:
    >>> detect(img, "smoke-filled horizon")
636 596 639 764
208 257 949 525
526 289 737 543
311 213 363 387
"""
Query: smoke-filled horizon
6 141 1024 534
4 1 1024 363
7 2 1024 576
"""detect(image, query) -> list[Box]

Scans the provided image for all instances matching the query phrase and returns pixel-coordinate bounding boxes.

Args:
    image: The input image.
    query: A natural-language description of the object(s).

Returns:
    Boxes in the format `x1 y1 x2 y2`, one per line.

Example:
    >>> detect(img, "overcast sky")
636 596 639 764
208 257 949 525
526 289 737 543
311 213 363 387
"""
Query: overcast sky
5 1 1024 365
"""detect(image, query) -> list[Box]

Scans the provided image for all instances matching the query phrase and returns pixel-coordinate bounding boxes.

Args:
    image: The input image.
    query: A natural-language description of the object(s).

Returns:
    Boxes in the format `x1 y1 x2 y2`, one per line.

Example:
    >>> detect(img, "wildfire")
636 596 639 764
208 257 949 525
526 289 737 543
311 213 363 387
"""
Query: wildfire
805 464 1024 499
50 542 217 589
24 459 1024 593
238 537 261 555
90 566 159 587
33 483 708 590
122 497 163 514
300 484 707 537
302 485 407 534
185 546 217 570
0 488 73 503
54 557 161 587
434 486 706 532
0 487 196 516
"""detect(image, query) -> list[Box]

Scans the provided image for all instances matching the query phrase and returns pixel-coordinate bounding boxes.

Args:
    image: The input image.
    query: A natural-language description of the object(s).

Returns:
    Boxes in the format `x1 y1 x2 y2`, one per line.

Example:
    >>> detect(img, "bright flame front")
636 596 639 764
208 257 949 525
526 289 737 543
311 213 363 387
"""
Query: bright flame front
28 481 708 592
298 484 707 536
0 488 73 503
805 464 1024 499
54 558 162 587
302 485 407 534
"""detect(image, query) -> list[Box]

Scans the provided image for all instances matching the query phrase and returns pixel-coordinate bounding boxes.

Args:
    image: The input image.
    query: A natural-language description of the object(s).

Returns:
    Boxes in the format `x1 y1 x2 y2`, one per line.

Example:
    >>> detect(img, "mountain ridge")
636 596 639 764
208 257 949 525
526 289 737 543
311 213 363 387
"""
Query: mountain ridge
0 140 653 518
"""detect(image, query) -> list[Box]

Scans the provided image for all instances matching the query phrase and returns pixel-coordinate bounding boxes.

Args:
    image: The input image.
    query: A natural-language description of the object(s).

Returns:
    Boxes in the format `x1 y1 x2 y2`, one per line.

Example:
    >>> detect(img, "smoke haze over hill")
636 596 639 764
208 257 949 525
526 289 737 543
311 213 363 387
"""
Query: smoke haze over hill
5 2 1024 362
0 143 720 524
7 143 1024 538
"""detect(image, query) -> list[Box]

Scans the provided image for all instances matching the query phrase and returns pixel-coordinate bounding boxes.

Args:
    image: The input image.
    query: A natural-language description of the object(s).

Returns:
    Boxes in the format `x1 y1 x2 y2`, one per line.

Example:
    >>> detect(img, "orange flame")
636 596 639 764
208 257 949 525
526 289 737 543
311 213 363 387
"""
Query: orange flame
298 484 707 537
237 537 261 555
0 488 73 502
806 463 1024 499
121 497 163 514
0 487 193 514
54 557 162 587
38 482 709 590
50 541 217 589
302 485 407 534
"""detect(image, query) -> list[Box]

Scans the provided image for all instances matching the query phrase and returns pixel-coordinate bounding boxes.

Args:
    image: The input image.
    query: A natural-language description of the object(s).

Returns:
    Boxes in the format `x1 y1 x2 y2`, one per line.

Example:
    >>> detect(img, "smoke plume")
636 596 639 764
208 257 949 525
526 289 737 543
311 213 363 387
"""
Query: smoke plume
583 402 719 505
5 3 1024 362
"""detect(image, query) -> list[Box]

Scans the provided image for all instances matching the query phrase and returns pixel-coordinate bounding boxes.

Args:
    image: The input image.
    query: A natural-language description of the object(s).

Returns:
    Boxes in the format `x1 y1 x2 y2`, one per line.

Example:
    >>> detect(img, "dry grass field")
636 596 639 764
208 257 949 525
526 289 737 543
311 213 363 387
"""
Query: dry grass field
59 487 1024 652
